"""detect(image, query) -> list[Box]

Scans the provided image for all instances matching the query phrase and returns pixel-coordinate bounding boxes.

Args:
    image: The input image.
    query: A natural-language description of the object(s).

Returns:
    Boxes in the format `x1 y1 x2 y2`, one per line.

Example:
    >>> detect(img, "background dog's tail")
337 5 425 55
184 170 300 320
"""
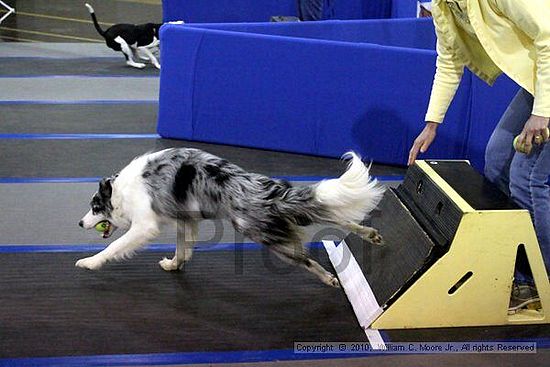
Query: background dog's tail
85 3 105 37
314 152 385 224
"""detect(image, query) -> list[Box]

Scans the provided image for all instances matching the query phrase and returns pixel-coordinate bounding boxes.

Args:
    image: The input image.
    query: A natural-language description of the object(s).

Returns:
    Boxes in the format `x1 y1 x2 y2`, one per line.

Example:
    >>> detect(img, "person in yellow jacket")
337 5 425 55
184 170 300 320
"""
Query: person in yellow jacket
408 0 549 310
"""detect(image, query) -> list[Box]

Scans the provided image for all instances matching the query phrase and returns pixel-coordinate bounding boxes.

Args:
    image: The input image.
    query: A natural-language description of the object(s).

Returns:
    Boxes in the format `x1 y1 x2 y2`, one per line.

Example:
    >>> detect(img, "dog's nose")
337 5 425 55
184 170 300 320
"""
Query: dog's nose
78 220 84 228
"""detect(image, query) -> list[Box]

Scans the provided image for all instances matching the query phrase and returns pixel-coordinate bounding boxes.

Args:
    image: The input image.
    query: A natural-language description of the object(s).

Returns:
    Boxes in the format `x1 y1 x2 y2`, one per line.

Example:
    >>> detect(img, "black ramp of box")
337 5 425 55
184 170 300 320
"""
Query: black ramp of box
346 189 436 308
0 250 364 358
395 164 463 248
426 160 519 210
343 160 523 315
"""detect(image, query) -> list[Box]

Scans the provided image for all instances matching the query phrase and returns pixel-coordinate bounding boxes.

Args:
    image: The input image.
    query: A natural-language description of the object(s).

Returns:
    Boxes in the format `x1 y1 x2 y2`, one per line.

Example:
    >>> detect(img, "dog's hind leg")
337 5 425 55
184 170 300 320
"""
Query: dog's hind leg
159 220 198 271
269 243 340 288
337 221 383 245
115 36 146 69
76 221 160 270
137 46 160 69
135 48 149 61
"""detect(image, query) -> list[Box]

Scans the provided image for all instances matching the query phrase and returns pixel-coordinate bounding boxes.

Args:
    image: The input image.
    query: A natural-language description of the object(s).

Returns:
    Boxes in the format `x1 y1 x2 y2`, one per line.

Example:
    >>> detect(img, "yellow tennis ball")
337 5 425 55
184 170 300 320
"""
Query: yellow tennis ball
514 127 549 153
534 127 550 145
513 136 522 152
95 221 110 232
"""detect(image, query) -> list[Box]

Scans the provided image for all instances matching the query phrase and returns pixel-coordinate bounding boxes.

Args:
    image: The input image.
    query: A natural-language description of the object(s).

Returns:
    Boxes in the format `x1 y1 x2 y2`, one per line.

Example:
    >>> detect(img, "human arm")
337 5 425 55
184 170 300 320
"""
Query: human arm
495 0 550 151
408 31 465 165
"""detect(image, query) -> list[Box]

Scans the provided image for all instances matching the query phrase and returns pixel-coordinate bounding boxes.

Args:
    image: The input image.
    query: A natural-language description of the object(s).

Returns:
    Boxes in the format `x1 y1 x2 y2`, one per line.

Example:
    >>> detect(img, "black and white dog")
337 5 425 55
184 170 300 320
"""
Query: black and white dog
77 148 385 287
85 3 162 69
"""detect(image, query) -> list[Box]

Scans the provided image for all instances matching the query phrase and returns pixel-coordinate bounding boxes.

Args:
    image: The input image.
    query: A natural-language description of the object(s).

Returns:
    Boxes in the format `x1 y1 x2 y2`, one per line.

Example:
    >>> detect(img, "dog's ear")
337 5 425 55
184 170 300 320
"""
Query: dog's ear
154 24 162 36
99 177 113 199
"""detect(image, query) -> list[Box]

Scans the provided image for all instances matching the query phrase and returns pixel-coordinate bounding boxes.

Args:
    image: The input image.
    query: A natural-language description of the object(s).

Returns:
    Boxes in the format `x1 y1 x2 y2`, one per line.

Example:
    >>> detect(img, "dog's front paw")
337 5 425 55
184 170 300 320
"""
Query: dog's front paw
75 256 103 270
159 257 179 271
127 61 146 69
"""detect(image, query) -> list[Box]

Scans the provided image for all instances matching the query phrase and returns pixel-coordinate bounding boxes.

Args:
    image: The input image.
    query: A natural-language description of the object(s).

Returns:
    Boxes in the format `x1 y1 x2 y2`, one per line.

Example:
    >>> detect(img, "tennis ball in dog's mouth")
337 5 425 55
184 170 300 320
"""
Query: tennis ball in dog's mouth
95 221 110 232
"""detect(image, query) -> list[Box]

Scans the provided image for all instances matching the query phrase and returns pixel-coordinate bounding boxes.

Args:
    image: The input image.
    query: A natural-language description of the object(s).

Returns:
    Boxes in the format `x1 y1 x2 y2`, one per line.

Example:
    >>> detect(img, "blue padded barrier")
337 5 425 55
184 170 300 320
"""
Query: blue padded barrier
162 0 398 24
158 22 474 166
187 18 437 50
391 0 419 18
332 0 393 20
162 0 297 23
158 20 521 170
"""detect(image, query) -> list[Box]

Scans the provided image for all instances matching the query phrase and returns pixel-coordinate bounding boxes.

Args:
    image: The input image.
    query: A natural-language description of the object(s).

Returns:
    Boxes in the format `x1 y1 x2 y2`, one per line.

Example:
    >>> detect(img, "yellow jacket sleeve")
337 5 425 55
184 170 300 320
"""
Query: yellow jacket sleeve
494 0 550 118
425 21 465 123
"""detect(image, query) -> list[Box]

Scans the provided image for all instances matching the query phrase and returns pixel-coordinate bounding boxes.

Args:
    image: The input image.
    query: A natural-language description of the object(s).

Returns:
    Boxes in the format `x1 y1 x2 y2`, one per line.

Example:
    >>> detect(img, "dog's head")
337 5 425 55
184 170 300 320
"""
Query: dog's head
145 23 162 41
154 24 162 39
79 176 118 238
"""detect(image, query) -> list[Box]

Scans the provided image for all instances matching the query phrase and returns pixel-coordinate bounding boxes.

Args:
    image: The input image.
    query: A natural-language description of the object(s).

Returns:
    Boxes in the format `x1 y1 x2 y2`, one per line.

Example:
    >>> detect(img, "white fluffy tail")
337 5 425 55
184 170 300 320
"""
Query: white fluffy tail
315 152 385 223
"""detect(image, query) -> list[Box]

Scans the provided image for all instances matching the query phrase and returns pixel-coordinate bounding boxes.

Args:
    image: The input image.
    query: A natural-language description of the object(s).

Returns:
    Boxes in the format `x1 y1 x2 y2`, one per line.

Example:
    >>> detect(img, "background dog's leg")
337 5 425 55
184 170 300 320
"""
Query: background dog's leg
75 222 159 270
115 36 146 69
159 220 198 271
269 244 340 288
135 48 149 61
341 221 383 245
138 46 160 69
133 47 147 61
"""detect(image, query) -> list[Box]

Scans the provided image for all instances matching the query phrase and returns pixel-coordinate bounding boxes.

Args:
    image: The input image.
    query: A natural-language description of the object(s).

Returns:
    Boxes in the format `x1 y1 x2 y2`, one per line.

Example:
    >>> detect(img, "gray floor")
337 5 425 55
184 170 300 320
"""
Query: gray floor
0 35 407 366
0 139 398 177
0 1 162 43
0 250 362 358
0 58 161 76
0 76 159 101
0 103 158 133
0 43 117 57
0 181 367 245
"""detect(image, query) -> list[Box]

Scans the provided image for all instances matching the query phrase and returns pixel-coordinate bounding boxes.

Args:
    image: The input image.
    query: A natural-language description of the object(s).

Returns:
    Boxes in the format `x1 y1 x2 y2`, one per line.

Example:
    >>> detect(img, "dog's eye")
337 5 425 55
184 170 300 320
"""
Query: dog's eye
92 205 102 214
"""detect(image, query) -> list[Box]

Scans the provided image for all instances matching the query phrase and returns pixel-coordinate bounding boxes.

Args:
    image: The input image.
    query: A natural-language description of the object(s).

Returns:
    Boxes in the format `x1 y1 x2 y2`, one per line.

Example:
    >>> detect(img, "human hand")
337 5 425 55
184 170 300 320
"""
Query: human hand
515 115 550 154
408 122 439 165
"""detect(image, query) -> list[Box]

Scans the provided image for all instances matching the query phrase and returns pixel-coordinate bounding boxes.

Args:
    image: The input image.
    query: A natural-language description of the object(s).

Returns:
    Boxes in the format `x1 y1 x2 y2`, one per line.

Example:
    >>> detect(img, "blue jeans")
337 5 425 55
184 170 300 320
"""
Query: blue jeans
484 89 550 283
296 0 334 21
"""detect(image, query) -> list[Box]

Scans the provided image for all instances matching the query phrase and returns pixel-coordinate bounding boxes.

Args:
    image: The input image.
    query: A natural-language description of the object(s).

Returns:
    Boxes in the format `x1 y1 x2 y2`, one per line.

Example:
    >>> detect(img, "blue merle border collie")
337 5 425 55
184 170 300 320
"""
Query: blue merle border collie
77 148 385 287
